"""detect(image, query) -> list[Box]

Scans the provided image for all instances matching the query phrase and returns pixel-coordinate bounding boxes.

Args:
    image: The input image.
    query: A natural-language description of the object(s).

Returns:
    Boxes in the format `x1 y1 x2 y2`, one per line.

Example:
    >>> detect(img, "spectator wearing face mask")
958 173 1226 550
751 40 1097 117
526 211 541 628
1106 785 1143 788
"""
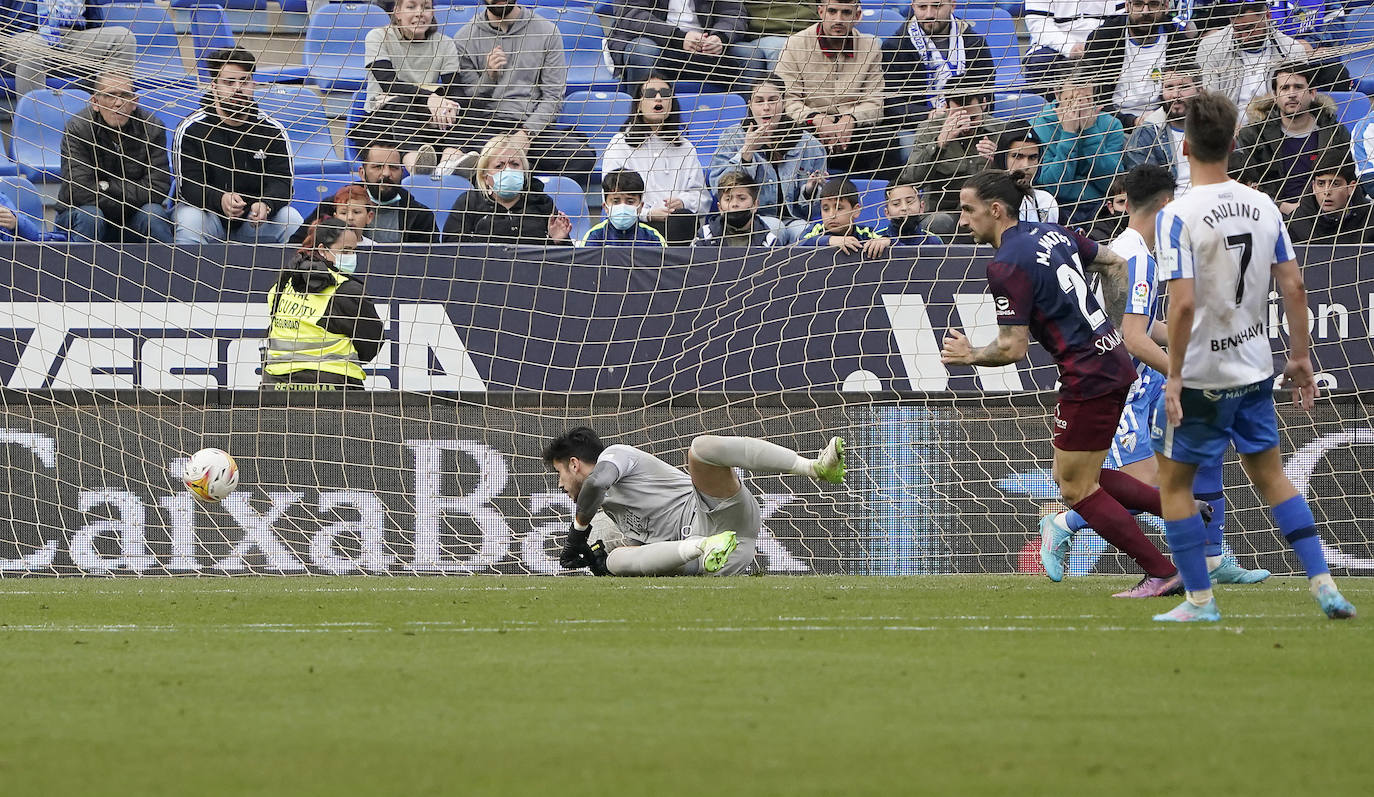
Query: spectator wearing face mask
442 133 573 245
695 171 781 247
262 218 383 391
580 169 667 247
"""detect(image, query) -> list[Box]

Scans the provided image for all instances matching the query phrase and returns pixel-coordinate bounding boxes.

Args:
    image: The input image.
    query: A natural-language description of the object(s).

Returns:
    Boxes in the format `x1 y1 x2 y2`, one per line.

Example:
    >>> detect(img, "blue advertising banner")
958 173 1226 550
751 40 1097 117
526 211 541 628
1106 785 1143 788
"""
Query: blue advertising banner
1 243 1370 392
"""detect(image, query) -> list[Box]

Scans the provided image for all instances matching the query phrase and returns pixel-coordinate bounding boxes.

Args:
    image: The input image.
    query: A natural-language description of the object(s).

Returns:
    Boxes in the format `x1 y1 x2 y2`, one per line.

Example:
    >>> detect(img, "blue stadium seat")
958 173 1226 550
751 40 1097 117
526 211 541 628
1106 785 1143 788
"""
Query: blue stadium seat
400 173 473 230
0 146 18 178
344 88 370 163
992 92 1047 122
304 3 391 93
100 4 196 87
278 0 310 31
556 90 632 161
538 174 591 241
0 176 43 226
189 4 309 83
289 172 359 220
852 178 889 231
141 83 204 138
255 85 353 174
434 4 480 39
1342 7 1374 93
549 6 618 94
11 89 92 182
171 0 270 35
1327 90 1372 133
1353 115 1374 179
956 8 1024 90
682 93 748 168
855 8 906 40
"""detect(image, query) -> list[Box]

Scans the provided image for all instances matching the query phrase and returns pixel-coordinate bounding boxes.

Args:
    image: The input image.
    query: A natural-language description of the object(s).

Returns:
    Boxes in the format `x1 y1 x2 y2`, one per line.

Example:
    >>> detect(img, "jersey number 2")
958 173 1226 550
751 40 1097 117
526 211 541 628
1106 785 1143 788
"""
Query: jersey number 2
1224 233 1253 305
1057 261 1107 328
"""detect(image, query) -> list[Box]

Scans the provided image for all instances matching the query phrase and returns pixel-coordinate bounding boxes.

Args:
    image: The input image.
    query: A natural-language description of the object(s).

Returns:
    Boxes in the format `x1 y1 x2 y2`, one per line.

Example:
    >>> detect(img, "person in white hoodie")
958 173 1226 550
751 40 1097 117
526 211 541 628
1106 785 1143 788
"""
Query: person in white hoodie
601 74 711 244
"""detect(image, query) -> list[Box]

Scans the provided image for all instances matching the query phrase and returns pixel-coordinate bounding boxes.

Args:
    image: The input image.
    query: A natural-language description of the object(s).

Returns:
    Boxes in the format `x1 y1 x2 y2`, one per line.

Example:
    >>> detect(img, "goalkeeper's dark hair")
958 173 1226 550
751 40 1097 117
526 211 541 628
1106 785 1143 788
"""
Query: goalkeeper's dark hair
602 168 645 197
963 169 1033 217
542 427 606 467
819 177 859 206
1122 164 1176 212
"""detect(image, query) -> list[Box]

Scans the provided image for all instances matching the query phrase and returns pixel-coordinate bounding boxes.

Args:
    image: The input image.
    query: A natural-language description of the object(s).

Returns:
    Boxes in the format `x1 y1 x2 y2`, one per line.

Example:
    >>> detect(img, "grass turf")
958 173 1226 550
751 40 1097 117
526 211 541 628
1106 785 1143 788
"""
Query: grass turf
0 576 1370 796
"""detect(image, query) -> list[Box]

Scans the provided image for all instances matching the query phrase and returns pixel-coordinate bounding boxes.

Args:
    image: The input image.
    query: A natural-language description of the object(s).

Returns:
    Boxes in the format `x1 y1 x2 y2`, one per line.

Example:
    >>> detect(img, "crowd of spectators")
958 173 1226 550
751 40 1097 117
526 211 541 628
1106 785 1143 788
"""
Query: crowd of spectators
7 0 1374 250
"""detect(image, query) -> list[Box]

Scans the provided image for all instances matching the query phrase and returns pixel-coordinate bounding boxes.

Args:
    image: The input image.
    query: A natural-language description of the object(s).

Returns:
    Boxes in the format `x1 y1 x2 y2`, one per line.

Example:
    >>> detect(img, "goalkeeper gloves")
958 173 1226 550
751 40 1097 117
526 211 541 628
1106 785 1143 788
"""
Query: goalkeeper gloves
587 539 611 577
559 522 593 570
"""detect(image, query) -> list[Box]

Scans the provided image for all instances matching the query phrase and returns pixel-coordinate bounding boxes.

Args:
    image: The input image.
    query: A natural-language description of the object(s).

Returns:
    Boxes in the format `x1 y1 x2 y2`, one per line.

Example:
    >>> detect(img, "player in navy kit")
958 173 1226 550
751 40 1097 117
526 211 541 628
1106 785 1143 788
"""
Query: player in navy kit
941 169 1183 591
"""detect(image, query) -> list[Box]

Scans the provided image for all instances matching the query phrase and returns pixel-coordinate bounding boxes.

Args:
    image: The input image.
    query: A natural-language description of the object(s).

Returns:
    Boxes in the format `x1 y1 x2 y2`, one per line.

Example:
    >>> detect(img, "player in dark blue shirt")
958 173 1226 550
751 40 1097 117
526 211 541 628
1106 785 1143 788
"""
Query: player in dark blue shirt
940 169 1183 593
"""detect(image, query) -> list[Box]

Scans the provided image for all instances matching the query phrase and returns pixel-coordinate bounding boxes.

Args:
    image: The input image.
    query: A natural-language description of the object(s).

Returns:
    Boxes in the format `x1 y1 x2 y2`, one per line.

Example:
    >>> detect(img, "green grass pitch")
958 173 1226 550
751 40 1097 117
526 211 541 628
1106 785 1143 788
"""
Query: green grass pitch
1 576 1371 796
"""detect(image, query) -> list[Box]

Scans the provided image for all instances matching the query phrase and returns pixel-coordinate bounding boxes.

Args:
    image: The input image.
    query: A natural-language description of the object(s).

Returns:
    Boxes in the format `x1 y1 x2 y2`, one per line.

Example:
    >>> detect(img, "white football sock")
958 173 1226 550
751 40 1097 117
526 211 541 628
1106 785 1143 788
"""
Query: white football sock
1186 588 1214 607
1309 572 1336 596
606 538 704 576
689 435 813 477
1206 555 1223 572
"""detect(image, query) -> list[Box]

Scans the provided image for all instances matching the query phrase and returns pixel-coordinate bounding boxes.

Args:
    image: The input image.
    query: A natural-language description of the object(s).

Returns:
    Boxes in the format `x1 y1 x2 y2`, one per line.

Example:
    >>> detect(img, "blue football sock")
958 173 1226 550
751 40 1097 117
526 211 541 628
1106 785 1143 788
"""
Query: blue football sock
1194 460 1227 556
1164 513 1211 592
1063 509 1088 532
1274 494 1329 578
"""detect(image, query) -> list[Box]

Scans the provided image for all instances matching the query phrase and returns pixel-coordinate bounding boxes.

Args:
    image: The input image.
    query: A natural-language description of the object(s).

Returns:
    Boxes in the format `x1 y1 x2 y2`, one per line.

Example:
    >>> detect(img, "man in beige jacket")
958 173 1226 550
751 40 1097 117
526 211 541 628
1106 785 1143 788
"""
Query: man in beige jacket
775 1 890 174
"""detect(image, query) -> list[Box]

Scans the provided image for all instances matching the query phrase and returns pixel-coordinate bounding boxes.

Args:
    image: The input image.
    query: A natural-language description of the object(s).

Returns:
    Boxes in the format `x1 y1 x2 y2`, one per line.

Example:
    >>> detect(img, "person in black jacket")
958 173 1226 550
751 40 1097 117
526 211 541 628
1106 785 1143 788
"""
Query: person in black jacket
442 133 574 245
1287 150 1374 245
172 47 302 245
262 218 384 391
881 0 995 132
293 143 439 245
1080 1 1188 128
606 0 760 89
56 70 173 242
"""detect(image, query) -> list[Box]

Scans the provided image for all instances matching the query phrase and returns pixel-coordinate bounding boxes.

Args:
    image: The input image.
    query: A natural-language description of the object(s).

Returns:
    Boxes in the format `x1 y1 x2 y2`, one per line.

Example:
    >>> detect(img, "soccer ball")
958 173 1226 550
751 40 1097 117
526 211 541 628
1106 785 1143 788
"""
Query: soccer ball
182 448 240 502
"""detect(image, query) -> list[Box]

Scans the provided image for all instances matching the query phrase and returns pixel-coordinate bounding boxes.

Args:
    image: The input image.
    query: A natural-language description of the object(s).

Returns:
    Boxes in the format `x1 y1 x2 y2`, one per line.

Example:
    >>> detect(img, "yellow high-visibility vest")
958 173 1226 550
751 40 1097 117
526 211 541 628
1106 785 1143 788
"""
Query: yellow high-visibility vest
264 272 365 382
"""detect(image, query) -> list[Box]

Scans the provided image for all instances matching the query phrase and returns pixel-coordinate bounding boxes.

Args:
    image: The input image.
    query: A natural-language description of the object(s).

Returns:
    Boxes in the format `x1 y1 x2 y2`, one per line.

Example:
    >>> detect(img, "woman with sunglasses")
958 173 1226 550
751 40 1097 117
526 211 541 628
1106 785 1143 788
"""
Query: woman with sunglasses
601 75 711 244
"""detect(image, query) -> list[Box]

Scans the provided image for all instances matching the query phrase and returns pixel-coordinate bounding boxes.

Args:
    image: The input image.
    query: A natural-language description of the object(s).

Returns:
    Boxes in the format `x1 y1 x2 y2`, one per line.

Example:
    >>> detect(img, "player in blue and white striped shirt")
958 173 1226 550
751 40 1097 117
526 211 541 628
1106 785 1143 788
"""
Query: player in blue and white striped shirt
1038 165 1270 594
1150 91 1354 622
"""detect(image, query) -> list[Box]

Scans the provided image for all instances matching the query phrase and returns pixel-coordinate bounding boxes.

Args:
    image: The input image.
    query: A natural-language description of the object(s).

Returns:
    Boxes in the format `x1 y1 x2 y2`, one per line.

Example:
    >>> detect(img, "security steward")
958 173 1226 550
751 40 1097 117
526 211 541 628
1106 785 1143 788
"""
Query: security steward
262 217 383 390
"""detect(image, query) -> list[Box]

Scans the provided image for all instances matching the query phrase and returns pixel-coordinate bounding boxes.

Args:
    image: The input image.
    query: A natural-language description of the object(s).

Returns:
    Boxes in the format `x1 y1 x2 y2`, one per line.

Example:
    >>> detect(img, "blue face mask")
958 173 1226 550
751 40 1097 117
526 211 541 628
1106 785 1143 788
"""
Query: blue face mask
608 203 638 231
492 168 525 199
333 251 358 275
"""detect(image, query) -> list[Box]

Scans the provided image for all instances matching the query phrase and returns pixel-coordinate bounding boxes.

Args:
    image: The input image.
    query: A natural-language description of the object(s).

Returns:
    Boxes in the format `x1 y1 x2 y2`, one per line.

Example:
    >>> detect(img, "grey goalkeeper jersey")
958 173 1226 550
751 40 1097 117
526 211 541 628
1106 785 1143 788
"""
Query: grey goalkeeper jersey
596 445 696 543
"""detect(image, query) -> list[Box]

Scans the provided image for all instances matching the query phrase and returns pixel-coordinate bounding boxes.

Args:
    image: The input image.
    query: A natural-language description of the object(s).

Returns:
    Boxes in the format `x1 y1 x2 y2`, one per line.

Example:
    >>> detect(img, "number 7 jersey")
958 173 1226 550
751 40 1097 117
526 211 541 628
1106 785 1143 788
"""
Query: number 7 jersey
986 222 1136 400
1155 180 1297 390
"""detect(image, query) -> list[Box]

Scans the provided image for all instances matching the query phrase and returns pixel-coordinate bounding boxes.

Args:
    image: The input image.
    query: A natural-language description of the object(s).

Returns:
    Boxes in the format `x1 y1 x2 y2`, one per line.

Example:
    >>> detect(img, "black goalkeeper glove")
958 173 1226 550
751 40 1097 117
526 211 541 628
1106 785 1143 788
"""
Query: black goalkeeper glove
559 522 593 570
587 539 611 577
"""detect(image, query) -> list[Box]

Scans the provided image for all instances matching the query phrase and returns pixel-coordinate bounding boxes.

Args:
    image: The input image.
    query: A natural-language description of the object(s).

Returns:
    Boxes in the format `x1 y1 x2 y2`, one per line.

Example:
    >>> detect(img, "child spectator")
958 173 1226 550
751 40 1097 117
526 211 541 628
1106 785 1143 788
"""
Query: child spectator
695 171 781 247
295 143 438 245
1287 151 1374 245
580 169 668 247
1086 176 1128 242
879 179 941 246
797 177 889 256
326 185 377 246
991 123 1060 224
602 75 711 244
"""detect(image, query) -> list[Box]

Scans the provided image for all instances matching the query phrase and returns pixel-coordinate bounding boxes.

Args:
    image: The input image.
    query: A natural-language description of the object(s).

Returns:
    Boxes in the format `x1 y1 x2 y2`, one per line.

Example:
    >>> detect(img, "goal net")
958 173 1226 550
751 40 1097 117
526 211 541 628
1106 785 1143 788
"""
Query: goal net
1 0 1372 577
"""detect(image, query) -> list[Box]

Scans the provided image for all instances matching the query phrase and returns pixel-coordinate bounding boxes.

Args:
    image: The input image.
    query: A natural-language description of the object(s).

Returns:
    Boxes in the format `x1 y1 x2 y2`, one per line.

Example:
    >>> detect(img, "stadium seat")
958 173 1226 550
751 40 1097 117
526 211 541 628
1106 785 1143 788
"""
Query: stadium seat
99 4 196 87
255 85 353 174
1327 90 1372 133
538 174 592 241
1353 115 1374 179
550 6 619 94
11 89 92 182
400 173 473 230
1343 6 1374 93
278 0 310 31
851 178 889 231
189 4 309 83
556 90 632 160
434 4 480 39
304 3 391 93
0 147 18 178
343 89 370 163
682 93 748 168
955 8 1024 90
289 171 359 220
170 0 270 35
141 83 205 138
992 92 1047 123
855 8 906 40
0 176 43 225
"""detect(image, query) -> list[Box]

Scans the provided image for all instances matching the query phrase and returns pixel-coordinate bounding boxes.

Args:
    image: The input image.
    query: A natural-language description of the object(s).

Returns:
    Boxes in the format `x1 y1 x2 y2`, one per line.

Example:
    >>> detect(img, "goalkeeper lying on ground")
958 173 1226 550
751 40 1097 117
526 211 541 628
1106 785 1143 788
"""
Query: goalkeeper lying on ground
542 427 846 576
